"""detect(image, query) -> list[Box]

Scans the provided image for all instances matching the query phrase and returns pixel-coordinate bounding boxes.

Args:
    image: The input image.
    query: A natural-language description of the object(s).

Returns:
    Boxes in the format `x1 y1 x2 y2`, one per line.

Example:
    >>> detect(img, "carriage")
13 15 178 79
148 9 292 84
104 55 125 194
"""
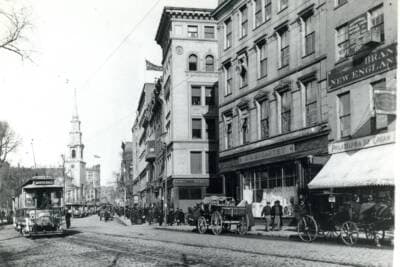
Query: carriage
186 196 250 235
297 192 394 246
13 176 66 237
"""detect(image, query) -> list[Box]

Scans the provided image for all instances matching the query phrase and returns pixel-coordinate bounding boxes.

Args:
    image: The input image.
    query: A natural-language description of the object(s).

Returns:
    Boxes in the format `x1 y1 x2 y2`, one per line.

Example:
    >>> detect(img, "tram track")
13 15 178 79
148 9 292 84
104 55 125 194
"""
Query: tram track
70 229 363 267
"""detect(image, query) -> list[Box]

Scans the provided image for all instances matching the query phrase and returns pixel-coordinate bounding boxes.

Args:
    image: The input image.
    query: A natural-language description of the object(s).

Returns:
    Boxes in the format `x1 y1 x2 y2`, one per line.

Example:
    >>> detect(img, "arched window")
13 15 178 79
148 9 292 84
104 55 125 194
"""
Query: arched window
188 54 198 71
71 149 76 159
205 55 214 72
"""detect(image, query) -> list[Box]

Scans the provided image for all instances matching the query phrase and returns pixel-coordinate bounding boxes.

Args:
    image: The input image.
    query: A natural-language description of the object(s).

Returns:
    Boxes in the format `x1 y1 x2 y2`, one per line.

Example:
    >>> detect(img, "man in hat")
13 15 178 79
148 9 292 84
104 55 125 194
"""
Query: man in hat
271 200 283 230
261 202 272 231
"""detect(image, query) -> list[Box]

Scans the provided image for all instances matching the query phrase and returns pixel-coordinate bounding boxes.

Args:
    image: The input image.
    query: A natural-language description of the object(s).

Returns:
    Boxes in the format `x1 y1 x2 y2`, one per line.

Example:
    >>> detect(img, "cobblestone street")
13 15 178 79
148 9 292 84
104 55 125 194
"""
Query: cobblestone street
0 216 393 266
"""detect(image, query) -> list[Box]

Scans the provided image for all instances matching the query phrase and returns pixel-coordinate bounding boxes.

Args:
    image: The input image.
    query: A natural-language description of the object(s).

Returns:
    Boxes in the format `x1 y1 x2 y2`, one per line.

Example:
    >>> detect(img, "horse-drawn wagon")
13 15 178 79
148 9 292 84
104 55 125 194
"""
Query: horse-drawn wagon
297 192 394 246
186 196 251 235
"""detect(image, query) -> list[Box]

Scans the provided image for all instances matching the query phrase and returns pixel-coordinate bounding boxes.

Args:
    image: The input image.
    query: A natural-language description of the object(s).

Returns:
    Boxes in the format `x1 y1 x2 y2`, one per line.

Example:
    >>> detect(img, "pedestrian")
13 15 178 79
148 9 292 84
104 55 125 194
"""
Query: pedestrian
245 201 255 231
65 208 72 229
271 200 283 231
261 202 272 231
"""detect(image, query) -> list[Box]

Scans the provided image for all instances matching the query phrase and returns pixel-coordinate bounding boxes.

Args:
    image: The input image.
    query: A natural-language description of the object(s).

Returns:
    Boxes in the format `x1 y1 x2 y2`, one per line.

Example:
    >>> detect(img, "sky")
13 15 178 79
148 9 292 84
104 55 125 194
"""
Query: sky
0 0 218 185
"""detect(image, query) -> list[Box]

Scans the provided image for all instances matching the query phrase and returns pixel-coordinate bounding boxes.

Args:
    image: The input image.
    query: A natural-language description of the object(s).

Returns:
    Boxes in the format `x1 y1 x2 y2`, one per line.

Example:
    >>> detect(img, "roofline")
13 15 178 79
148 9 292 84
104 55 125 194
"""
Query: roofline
211 0 237 19
155 6 215 45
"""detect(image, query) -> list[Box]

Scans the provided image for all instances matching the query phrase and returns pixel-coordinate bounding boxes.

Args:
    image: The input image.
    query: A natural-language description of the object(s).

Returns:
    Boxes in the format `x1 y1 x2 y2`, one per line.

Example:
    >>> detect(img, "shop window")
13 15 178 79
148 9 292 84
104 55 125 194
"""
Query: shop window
190 152 202 174
179 187 202 200
257 40 268 78
204 26 215 39
239 5 248 38
305 79 318 126
191 86 201 105
339 92 351 138
336 24 349 61
205 55 215 72
206 118 216 140
205 86 214 105
224 18 232 49
188 54 198 71
192 118 202 139
188 25 198 38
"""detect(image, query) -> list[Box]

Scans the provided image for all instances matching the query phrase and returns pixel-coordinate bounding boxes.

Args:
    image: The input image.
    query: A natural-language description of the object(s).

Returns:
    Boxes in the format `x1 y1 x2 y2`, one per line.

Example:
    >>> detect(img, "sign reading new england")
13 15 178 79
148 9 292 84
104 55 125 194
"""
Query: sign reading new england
328 44 397 90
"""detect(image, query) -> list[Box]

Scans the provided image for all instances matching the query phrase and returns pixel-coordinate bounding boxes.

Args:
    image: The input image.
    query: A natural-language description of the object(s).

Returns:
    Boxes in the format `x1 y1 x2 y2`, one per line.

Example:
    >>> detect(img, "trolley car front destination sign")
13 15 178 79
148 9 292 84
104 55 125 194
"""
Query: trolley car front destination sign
34 180 55 185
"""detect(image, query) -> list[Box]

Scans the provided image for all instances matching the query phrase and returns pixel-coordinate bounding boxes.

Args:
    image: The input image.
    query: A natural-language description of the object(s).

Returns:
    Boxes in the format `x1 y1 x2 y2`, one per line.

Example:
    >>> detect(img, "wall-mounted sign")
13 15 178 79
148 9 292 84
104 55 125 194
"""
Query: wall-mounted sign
238 144 295 164
328 44 397 90
34 180 54 185
173 178 209 187
328 132 395 154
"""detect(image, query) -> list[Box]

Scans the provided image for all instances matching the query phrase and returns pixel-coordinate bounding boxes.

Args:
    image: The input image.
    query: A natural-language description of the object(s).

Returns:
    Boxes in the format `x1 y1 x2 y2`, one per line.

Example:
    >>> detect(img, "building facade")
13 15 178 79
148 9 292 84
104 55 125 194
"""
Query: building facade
155 7 220 212
308 0 396 200
85 164 101 204
131 83 157 206
212 0 330 217
120 141 133 198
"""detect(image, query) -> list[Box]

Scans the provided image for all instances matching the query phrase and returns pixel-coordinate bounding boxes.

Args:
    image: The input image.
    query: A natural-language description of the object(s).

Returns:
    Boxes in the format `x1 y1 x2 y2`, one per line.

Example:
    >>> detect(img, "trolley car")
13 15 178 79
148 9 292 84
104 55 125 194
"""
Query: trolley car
13 176 66 237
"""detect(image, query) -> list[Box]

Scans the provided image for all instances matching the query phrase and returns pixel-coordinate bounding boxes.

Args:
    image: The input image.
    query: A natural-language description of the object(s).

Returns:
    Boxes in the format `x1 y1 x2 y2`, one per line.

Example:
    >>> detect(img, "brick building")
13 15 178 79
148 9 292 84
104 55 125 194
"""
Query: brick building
212 0 330 217
155 7 219 212
308 0 396 200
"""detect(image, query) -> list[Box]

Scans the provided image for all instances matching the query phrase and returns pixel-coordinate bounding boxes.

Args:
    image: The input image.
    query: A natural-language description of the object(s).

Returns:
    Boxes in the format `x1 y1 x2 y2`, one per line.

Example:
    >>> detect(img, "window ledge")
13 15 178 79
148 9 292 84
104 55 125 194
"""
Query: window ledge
334 2 347 11
334 57 349 65
239 34 248 41
257 74 268 81
239 84 248 89
302 51 315 59
277 6 288 15
278 64 289 70
224 92 232 97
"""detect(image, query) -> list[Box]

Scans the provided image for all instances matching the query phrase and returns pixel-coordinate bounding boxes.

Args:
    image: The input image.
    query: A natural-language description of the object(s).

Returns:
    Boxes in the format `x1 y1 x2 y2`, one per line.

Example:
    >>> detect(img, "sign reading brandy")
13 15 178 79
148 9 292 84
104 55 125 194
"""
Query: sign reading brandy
328 44 397 90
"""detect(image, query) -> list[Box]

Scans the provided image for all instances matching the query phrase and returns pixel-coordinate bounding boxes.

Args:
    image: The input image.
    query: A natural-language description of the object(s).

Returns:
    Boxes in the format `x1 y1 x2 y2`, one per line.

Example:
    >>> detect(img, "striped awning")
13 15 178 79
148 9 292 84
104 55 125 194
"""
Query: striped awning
308 143 395 189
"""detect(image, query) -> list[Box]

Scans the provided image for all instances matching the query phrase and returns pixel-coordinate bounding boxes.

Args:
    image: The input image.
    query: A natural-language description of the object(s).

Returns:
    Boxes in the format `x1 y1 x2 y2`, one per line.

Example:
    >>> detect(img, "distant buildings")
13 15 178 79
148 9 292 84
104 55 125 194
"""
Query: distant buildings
86 164 101 204
120 141 133 197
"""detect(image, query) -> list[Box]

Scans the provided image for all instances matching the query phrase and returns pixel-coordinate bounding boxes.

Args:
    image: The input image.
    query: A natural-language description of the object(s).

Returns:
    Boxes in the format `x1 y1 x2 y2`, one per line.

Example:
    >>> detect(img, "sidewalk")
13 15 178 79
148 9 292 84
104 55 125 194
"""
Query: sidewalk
115 215 296 239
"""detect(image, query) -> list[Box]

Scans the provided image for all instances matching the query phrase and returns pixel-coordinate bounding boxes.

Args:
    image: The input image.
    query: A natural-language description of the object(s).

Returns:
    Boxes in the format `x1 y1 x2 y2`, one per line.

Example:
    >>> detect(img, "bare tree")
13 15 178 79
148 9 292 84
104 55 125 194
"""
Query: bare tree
0 4 31 59
0 121 20 167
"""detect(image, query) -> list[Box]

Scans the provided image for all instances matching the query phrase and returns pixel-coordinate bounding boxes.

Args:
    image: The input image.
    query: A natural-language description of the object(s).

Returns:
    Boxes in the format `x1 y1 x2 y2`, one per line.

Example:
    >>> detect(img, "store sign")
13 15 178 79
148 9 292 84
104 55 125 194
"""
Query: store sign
328 44 397 90
34 180 54 185
329 132 395 154
238 144 295 164
173 179 209 187
375 90 396 115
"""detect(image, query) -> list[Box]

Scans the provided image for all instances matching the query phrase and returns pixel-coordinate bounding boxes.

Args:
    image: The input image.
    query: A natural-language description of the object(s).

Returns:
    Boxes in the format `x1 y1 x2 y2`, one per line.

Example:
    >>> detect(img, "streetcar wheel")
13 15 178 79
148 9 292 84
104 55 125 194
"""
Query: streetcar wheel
210 211 223 235
237 215 248 235
340 221 359 246
197 216 207 234
297 215 318 242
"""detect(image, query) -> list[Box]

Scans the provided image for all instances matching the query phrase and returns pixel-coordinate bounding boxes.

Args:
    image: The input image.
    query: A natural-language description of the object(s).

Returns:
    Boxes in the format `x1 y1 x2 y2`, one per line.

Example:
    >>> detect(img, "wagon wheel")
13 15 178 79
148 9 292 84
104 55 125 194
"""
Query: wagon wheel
340 221 359 246
237 215 248 235
197 216 207 234
210 211 223 235
297 215 318 242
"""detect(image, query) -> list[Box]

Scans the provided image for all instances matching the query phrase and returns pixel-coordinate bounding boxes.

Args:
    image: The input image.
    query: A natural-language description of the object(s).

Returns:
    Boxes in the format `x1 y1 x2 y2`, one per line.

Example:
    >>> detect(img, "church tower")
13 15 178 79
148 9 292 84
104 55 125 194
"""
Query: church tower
65 89 86 190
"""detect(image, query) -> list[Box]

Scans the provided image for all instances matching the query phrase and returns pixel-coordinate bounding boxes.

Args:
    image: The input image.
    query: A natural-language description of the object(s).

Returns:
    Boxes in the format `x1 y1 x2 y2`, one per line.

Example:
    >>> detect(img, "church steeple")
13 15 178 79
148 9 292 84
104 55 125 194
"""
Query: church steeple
72 88 79 120
68 88 84 161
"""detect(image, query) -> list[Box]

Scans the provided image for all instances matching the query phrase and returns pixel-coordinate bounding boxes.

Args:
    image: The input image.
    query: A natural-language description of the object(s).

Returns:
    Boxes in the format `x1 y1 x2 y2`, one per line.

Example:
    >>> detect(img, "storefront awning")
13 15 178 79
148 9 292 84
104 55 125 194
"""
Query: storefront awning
308 144 395 189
